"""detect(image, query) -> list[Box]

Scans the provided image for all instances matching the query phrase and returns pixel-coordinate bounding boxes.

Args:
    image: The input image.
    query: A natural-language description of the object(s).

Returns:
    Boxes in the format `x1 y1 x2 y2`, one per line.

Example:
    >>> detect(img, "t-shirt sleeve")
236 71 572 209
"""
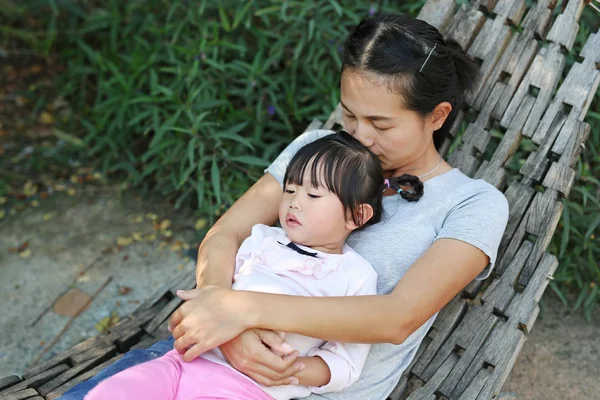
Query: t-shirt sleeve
435 181 509 280
264 129 335 186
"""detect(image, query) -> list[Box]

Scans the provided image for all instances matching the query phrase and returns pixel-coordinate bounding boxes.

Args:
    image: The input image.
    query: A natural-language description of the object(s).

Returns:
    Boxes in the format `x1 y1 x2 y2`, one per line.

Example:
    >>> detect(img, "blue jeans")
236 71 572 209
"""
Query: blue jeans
58 337 174 399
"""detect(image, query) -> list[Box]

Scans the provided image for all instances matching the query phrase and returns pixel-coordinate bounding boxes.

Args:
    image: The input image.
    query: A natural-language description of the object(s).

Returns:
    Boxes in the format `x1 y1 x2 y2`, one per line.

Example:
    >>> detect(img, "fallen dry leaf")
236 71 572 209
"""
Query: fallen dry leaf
39 111 55 125
158 219 171 231
0 210 5 220
53 288 91 317
30 200 39 207
144 233 157 241
130 215 143 223
162 230 173 238
95 312 120 334
42 212 55 221
118 286 132 295
0 197 7 205
195 218 208 230
67 188 76 196
23 182 37 197
145 212 158 221
132 232 143 242
19 249 32 259
117 236 133 246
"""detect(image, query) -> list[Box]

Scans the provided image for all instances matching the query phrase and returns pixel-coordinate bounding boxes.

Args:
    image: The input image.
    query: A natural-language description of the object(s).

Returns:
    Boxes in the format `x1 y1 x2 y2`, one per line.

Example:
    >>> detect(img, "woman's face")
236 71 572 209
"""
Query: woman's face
340 69 433 176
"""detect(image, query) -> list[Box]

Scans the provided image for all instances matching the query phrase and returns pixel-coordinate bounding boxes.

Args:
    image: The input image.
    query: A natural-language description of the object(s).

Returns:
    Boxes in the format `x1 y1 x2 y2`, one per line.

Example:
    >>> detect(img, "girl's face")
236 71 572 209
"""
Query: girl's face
340 69 435 176
279 171 354 254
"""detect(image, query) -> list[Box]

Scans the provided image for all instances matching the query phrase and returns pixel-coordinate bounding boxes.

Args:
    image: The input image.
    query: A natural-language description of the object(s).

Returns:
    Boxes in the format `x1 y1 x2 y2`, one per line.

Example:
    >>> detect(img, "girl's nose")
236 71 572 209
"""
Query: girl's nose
288 195 300 210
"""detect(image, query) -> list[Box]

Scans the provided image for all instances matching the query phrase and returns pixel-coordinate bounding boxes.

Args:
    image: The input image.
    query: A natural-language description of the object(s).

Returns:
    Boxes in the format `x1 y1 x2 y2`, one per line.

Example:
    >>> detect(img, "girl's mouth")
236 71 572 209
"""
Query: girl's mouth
286 213 301 226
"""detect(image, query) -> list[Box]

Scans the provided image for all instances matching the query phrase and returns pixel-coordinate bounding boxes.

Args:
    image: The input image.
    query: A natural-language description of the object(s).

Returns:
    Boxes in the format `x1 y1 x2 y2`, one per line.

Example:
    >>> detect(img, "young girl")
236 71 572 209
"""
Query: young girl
84 131 423 400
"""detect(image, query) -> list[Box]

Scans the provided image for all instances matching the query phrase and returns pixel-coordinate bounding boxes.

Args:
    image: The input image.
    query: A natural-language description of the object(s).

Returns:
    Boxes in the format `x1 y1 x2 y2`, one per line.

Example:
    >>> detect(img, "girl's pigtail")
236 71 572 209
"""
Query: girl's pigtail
394 174 424 202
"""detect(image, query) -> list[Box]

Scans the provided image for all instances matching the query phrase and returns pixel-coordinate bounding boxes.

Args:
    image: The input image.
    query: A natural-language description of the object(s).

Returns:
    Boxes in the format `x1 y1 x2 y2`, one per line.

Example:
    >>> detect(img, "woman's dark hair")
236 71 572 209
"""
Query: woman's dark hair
342 14 479 149
283 131 423 229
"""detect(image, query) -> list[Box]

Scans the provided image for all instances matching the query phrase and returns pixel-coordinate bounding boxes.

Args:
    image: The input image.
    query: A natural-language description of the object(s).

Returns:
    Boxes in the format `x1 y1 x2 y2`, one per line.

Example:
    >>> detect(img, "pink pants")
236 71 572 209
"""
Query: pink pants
85 349 274 400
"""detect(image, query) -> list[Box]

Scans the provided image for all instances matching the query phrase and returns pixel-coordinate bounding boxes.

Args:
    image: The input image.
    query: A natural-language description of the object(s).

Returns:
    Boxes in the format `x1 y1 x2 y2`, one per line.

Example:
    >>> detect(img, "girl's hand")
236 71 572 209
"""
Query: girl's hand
169 286 251 361
220 329 305 386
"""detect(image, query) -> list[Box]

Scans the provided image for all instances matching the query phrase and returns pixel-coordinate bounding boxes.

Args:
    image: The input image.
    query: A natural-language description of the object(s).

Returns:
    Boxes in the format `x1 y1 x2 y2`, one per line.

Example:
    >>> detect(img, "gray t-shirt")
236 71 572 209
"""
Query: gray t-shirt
265 129 509 399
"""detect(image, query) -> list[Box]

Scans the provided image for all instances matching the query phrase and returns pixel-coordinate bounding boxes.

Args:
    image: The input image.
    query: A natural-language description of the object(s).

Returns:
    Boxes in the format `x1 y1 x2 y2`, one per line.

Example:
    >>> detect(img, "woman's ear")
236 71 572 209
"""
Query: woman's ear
430 101 452 131
347 204 375 230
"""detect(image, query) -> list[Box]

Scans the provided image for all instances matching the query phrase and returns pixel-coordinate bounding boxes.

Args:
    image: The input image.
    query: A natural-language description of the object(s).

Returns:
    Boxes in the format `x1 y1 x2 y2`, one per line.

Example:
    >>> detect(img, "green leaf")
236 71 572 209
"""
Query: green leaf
229 155 269 167
211 158 221 204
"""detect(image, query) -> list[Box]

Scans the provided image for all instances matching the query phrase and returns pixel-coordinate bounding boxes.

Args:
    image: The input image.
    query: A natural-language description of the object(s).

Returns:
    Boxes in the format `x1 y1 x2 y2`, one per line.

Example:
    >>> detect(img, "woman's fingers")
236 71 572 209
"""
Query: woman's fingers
168 308 183 333
236 352 303 386
257 329 296 355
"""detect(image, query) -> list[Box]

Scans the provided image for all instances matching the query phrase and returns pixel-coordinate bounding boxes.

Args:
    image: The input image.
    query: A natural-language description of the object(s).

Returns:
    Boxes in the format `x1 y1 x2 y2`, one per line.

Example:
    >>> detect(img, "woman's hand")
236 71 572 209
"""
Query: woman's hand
219 329 305 386
169 286 252 361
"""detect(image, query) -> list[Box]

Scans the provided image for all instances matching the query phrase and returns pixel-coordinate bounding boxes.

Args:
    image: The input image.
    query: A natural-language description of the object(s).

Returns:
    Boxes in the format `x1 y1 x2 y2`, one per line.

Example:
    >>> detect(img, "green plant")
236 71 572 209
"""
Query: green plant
40 0 423 220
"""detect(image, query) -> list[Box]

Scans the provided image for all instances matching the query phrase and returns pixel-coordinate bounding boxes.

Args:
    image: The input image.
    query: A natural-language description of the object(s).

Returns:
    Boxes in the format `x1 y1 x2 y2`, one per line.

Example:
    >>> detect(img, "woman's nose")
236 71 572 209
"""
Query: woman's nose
353 125 375 148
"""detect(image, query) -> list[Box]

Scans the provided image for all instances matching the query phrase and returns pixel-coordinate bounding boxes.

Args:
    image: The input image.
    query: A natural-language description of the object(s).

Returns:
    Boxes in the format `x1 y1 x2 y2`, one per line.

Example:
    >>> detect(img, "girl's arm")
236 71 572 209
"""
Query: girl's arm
170 238 489 359
194 173 307 385
195 173 282 288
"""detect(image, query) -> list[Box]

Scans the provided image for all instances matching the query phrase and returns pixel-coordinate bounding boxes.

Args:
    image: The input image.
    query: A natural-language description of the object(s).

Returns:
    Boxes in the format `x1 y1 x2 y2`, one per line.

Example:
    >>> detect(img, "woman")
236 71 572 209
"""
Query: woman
60 13 508 400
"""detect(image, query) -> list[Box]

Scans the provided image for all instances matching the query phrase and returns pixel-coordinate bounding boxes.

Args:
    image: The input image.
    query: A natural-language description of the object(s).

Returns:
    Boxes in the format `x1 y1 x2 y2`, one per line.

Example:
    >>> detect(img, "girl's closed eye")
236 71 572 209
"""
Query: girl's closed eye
284 189 295 194
307 193 321 199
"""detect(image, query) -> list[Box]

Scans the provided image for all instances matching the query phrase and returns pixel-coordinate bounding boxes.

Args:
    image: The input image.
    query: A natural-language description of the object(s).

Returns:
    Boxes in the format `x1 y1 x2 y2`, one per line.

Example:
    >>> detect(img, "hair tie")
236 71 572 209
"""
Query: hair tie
384 178 390 189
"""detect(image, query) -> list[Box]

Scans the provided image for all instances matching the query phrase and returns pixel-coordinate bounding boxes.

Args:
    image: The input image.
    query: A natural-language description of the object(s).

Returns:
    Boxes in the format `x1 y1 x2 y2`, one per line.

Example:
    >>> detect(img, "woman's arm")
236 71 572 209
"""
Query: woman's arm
170 238 489 359
195 173 282 288
252 238 489 343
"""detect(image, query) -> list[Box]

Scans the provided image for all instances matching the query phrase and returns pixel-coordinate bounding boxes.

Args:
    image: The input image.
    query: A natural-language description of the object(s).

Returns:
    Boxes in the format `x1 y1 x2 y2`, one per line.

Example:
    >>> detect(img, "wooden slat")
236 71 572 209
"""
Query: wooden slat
493 0 527 25
475 93 536 188
457 368 491 400
407 353 459 400
0 388 40 400
546 0 586 51
485 32 538 117
0 364 69 396
465 16 512 105
506 253 558 333
482 241 533 312
450 320 524 398
45 355 123 400
35 356 104 397
416 0 457 33
0 376 21 391
421 305 497 386
521 0 556 39
444 4 486 50
518 190 563 287
500 43 565 135
70 343 116 365
144 296 183 334
410 296 467 378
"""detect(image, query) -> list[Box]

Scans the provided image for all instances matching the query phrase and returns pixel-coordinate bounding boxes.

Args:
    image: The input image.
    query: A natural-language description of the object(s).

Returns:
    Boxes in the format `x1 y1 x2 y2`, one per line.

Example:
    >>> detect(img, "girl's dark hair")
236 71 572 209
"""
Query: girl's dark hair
283 131 423 229
342 14 479 149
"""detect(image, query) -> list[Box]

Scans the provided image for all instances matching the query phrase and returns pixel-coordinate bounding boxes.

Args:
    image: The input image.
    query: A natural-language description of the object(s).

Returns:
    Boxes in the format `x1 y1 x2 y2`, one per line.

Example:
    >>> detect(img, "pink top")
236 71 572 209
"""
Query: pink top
201 224 378 399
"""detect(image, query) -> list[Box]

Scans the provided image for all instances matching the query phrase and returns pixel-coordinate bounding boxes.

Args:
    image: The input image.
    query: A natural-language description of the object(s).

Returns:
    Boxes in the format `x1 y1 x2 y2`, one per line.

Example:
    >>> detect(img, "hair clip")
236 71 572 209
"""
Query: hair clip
419 43 437 73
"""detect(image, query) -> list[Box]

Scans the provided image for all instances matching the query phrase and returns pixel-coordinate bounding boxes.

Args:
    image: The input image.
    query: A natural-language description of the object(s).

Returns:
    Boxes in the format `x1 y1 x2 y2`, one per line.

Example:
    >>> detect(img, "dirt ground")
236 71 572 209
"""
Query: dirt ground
502 294 600 399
